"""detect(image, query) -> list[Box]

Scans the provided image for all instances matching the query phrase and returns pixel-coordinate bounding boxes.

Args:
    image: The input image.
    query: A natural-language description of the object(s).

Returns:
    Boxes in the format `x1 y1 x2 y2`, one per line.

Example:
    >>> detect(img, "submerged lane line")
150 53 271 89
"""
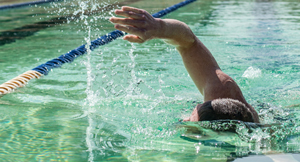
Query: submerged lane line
0 0 197 97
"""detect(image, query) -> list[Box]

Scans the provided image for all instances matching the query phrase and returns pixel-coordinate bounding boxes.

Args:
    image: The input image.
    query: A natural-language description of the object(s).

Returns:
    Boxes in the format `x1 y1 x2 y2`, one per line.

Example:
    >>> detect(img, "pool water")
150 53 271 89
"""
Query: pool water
1 0 300 161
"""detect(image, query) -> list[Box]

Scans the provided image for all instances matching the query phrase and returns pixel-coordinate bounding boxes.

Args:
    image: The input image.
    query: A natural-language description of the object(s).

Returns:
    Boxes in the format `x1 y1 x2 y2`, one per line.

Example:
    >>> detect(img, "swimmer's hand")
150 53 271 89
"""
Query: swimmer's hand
109 6 196 48
109 6 161 43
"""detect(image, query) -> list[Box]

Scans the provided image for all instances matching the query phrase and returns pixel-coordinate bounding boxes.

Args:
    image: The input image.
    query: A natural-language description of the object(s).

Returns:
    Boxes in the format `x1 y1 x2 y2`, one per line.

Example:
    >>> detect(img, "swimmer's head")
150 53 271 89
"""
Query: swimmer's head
184 98 255 122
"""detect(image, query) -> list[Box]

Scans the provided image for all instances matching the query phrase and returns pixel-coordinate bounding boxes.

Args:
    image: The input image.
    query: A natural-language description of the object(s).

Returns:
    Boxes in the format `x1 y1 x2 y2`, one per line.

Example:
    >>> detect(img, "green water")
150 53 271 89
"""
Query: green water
1 0 300 161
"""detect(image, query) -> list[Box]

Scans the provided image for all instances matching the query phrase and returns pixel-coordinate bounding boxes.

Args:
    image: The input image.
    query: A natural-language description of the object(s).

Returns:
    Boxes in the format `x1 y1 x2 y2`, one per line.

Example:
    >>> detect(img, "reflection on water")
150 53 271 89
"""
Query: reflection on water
0 0 300 161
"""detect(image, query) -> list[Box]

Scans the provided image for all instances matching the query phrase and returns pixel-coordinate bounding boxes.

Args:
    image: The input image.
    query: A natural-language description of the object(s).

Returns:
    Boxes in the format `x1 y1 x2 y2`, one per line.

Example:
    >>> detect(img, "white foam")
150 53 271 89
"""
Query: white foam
242 66 262 79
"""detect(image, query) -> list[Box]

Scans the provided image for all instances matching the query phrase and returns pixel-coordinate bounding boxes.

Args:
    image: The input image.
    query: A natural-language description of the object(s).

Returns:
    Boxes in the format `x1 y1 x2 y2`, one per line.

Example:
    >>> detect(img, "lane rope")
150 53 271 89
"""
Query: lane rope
0 71 42 96
0 0 196 96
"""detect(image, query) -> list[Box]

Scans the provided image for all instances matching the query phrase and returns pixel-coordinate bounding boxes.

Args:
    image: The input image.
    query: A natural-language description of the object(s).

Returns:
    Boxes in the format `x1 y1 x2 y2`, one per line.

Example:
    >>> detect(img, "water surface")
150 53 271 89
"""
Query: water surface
1 0 300 161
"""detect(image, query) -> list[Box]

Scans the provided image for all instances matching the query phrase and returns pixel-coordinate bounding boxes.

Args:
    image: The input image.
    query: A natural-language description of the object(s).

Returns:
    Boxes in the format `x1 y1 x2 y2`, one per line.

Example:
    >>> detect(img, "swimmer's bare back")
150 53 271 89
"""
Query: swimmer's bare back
110 6 259 123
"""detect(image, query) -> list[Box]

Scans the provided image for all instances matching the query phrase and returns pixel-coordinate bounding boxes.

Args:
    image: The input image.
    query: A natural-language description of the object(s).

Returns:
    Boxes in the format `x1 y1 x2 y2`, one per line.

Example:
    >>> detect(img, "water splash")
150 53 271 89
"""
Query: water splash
242 66 262 79
53 1 118 161
126 43 139 96
83 25 97 162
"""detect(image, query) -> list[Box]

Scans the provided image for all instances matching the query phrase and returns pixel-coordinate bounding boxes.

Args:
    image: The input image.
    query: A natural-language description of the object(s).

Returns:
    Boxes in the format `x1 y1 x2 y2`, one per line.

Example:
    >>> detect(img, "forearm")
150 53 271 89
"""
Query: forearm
156 19 196 50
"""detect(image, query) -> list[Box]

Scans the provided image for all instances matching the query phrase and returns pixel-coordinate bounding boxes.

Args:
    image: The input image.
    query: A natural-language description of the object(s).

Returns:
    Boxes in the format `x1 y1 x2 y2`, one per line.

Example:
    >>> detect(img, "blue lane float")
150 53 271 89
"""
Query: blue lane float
0 0 196 96
32 0 196 75
32 30 125 75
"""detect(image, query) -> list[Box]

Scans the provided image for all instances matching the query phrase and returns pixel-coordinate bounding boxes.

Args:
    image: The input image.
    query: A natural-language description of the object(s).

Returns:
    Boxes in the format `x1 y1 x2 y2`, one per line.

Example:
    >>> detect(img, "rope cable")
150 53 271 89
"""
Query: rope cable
0 70 42 96
0 0 196 96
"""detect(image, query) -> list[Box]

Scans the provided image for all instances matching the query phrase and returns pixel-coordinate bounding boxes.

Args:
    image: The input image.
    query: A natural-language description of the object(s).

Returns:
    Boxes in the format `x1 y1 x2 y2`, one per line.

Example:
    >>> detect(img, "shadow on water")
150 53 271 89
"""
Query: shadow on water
0 12 46 23
0 0 140 46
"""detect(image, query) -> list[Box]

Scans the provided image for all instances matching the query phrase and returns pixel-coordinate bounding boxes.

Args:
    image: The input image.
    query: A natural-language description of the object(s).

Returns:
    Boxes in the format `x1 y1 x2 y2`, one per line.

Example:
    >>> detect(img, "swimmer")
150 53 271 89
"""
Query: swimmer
109 6 260 123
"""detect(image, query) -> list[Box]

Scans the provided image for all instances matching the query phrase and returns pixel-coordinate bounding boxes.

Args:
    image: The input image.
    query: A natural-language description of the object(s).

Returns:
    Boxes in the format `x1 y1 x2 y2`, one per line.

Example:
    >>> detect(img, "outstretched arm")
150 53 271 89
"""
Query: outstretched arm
109 7 258 120
109 6 220 98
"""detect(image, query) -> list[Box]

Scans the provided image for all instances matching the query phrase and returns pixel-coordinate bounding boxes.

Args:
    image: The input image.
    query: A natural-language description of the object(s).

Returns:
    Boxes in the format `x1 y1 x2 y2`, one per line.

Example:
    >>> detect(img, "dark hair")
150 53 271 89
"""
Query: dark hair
197 99 255 122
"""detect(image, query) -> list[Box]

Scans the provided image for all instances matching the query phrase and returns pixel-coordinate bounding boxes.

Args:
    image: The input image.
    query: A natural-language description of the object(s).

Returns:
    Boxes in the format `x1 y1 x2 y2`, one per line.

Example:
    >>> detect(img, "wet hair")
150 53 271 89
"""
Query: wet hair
197 98 255 122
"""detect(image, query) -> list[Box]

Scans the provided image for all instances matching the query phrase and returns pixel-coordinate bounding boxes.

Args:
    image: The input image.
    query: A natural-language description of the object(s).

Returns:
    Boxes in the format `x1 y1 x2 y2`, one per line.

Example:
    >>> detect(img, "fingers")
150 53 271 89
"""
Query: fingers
114 24 143 36
115 10 145 20
110 6 153 44
114 24 145 43
121 6 145 14
110 17 145 28
123 35 144 43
